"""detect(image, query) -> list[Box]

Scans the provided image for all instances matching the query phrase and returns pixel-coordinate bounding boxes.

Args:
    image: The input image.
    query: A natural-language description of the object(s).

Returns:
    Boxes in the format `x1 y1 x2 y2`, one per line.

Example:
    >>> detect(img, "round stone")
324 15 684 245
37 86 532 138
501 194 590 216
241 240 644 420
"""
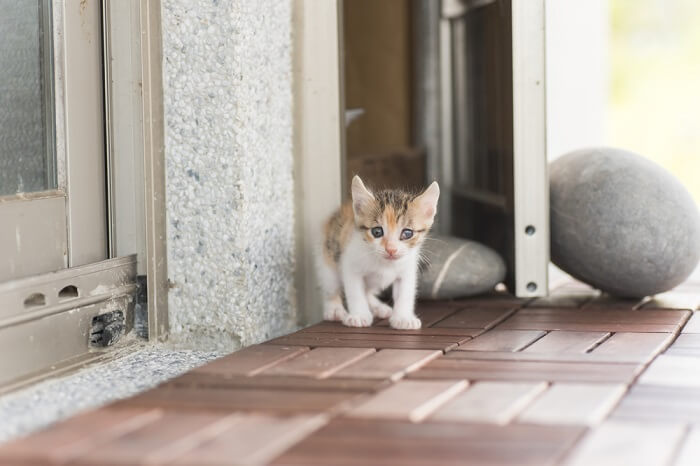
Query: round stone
418 235 506 299
550 147 700 297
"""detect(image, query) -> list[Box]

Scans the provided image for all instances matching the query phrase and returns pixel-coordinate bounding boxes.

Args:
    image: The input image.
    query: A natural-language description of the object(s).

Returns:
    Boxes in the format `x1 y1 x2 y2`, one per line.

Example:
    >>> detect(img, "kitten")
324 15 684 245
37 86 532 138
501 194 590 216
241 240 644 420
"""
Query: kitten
317 176 440 329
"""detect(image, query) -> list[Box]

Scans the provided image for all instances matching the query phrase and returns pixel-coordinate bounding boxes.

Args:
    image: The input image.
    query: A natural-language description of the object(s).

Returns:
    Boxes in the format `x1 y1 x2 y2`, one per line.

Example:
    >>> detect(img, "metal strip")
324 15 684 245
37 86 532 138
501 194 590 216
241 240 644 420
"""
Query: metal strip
511 0 549 296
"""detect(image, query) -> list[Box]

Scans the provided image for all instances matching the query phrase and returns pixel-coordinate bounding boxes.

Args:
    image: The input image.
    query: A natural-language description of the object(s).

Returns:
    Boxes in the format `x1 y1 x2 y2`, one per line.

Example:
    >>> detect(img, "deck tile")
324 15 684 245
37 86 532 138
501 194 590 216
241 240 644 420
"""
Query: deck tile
192 344 309 376
673 426 700 466
612 384 700 423
456 330 546 352
498 308 690 333
347 380 467 422
664 333 700 357
522 331 609 354
272 419 585 466
171 414 328 466
266 331 468 351
299 320 480 337
517 383 626 425
430 381 547 424
410 357 641 384
638 354 700 387
682 311 700 333
432 308 516 330
332 349 441 381
262 347 375 378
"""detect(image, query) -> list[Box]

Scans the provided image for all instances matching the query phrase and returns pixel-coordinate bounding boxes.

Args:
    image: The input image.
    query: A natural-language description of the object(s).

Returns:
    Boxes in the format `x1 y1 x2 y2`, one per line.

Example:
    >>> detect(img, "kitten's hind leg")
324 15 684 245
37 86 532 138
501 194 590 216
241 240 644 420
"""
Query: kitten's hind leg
367 293 392 319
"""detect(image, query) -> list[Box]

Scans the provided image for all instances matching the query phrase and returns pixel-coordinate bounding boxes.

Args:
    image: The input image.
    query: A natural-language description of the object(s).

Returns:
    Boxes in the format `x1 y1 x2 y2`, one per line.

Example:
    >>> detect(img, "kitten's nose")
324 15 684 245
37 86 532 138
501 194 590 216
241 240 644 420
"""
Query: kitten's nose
385 245 398 256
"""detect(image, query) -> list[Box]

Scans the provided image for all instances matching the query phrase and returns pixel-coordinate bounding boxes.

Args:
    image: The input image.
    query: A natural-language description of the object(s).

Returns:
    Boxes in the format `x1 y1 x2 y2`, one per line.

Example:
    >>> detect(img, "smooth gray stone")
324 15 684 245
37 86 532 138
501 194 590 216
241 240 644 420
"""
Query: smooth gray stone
418 235 506 299
550 147 700 297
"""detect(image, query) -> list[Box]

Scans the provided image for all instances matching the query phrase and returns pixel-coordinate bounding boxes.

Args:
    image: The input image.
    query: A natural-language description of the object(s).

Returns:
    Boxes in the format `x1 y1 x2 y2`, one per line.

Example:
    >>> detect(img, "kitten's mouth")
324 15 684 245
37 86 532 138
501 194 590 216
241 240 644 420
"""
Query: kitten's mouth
384 254 401 261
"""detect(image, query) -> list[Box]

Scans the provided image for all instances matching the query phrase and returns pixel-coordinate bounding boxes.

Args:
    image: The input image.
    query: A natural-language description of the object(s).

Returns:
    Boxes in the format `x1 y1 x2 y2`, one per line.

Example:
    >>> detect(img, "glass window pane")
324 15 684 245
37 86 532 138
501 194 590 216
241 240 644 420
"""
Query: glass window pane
0 0 55 196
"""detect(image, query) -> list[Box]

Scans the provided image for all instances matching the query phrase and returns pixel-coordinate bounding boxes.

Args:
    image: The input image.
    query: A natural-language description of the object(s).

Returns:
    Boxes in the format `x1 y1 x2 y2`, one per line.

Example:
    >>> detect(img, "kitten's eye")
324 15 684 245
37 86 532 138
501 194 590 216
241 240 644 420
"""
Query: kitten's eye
370 226 384 238
400 228 414 240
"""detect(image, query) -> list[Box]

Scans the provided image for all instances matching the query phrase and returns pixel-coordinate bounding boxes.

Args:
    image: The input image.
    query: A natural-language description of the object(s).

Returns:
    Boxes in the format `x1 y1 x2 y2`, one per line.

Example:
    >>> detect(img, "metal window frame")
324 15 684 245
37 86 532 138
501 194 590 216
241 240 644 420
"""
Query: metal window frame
0 0 168 392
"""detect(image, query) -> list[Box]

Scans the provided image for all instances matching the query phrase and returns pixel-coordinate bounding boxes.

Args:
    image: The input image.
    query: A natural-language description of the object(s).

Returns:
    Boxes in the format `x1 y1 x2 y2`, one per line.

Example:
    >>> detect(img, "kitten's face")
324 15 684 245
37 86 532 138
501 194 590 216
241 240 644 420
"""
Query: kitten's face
351 176 440 261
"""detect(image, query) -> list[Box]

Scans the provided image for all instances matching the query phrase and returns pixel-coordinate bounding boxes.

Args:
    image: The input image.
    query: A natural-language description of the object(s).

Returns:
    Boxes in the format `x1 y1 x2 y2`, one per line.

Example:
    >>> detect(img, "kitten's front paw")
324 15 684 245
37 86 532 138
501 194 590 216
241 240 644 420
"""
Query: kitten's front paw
324 303 348 322
370 301 393 319
343 313 373 327
389 315 422 330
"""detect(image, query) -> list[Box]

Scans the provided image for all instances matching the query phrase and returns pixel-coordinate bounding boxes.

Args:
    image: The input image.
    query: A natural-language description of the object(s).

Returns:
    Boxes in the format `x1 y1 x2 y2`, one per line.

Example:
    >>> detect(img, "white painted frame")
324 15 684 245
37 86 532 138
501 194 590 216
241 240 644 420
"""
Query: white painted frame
292 0 345 325
511 0 549 297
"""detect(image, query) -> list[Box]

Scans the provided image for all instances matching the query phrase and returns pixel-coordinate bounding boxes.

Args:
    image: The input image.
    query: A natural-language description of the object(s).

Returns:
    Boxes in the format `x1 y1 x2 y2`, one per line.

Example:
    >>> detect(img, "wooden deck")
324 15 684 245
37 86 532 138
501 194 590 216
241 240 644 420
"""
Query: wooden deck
1 277 699 465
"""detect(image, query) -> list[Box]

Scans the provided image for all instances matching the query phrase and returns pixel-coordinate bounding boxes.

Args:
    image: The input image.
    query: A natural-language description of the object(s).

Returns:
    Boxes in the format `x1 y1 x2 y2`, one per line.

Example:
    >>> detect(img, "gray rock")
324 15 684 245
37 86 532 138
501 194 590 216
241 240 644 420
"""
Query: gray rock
418 235 506 299
550 147 700 297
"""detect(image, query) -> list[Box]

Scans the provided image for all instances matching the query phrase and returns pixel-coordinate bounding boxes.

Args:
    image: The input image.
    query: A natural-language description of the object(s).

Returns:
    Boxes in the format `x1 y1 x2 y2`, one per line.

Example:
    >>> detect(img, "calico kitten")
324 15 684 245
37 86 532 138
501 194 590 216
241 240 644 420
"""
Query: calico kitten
318 176 440 329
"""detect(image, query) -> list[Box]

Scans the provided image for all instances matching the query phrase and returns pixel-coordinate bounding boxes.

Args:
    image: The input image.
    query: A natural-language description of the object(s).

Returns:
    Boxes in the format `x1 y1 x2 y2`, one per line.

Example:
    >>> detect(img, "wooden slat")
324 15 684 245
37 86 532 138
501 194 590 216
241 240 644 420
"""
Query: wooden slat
640 291 700 311
432 308 516 330
456 330 546 352
0 408 161 464
498 308 690 333
638 355 700 388
444 350 651 364
332 349 442 381
518 383 626 426
347 380 468 422
612 384 700 423
115 385 362 414
527 292 596 308
272 419 585 466
430 382 547 424
171 414 328 466
410 358 641 384
591 332 673 363
266 332 468 351
522 331 609 354
192 344 309 376
165 373 388 393
262 347 375 378
562 421 685 466
682 311 700 333
72 411 239 465
299 320 481 337
373 302 465 328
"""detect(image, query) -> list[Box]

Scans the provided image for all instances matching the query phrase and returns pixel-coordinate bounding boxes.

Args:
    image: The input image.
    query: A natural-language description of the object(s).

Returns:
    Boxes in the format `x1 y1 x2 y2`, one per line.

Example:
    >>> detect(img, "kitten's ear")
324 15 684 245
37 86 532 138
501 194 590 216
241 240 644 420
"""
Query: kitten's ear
413 181 440 221
351 175 374 216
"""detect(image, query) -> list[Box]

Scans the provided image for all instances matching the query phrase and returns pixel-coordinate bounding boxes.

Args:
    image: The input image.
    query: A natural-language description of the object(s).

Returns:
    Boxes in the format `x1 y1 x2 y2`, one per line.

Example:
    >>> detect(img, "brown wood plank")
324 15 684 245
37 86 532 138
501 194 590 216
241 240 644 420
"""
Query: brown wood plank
0 408 161 464
430 382 547 425
262 347 375 378
498 308 690 333
612 385 700 423
444 350 652 364
591 332 673 363
373 301 465 328
456 330 546 352
114 385 363 414
527 292 597 308
432 308 517 330
562 421 685 466
271 419 585 466
300 320 481 337
522 331 609 354
166 373 389 392
192 344 309 376
409 358 641 384
72 411 239 465
517 383 627 426
266 332 467 351
171 414 328 466
347 380 467 422
332 349 442 381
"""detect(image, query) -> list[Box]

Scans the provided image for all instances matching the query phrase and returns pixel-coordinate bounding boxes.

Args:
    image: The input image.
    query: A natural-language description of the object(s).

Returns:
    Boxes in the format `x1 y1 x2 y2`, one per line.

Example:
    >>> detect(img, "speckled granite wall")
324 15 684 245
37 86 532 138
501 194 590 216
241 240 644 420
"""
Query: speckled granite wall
162 0 297 351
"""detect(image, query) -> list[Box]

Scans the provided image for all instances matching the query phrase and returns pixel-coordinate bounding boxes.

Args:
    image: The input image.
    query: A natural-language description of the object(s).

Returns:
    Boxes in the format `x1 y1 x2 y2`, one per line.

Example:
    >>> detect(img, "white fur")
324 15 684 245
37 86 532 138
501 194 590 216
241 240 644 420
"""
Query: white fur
316 229 423 330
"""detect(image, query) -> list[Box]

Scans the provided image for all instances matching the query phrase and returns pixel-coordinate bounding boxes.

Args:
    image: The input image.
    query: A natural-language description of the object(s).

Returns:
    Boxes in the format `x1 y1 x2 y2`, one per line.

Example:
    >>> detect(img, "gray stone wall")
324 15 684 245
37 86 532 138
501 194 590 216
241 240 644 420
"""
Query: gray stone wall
161 0 297 351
